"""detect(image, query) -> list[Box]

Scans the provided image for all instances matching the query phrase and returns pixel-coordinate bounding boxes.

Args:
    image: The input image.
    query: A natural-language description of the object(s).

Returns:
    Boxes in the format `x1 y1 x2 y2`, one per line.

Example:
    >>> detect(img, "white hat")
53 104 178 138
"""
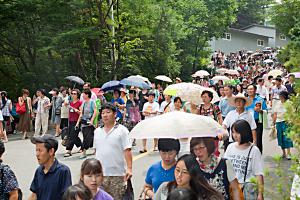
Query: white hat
228 94 252 107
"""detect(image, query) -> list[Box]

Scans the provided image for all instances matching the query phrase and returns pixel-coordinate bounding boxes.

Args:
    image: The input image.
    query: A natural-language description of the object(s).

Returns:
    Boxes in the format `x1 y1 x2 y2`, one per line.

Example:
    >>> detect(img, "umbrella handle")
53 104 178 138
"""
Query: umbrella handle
73 83 76 89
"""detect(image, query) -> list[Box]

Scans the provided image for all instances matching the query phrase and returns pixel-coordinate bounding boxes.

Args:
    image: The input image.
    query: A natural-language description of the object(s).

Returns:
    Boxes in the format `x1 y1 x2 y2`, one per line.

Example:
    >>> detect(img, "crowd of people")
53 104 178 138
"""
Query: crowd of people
0 47 297 200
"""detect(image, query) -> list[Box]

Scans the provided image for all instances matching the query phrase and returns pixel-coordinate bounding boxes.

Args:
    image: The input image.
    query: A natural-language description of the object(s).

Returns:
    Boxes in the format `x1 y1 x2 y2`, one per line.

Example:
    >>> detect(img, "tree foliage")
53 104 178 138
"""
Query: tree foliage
0 0 237 98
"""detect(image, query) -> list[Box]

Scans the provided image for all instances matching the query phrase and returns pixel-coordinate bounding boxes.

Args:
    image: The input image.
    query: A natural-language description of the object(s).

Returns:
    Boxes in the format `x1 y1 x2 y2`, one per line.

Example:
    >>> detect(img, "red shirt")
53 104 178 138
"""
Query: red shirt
69 100 82 122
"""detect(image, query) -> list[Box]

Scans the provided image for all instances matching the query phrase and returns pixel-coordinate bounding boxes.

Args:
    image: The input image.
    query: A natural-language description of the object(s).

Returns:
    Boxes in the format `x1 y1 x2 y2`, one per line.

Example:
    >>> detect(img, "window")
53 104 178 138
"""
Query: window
279 34 286 40
257 39 264 46
222 33 231 40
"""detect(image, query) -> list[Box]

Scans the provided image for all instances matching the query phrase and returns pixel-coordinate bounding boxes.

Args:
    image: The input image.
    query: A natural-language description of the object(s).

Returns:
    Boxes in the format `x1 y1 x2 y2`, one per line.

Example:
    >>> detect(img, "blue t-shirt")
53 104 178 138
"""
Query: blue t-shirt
145 161 176 192
246 95 267 120
30 159 72 200
111 98 125 120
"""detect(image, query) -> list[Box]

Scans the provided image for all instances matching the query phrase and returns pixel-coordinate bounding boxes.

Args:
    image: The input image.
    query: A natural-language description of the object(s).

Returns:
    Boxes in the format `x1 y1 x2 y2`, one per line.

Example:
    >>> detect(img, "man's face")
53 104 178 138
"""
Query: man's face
101 109 116 124
258 80 264 86
113 91 119 99
235 98 246 109
35 143 53 165
275 80 281 87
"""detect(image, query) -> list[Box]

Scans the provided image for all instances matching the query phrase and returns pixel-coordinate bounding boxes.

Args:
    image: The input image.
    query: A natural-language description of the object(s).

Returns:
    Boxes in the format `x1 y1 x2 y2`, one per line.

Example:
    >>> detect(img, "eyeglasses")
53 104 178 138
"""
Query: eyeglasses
192 146 206 152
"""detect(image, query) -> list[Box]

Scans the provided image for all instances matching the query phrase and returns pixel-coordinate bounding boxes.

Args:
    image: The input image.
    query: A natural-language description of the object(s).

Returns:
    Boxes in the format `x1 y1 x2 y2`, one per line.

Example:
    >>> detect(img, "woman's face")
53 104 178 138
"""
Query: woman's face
232 127 241 144
175 160 191 188
192 143 209 162
174 100 182 110
201 93 212 104
160 150 177 165
219 88 225 96
82 173 103 193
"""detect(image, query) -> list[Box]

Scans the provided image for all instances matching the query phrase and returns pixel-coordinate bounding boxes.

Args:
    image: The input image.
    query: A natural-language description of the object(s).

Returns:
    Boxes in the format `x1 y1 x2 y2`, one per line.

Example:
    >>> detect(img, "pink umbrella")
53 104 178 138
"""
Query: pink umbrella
91 88 104 96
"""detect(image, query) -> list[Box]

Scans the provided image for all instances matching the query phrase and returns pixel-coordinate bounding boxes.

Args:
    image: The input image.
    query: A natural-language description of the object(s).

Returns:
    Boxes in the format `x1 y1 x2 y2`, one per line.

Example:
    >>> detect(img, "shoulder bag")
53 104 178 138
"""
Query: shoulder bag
16 99 26 115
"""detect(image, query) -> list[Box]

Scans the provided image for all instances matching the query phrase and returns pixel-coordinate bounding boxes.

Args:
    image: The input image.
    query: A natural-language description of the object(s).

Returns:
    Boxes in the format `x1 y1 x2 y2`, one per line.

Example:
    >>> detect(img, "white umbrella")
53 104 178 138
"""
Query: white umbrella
215 68 228 74
192 70 210 78
136 75 151 86
225 69 239 75
212 76 230 83
247 51 253 54
155 75 173 83
268 69 283 77
263 59 274 64
130 111 226 139
163 83 220 105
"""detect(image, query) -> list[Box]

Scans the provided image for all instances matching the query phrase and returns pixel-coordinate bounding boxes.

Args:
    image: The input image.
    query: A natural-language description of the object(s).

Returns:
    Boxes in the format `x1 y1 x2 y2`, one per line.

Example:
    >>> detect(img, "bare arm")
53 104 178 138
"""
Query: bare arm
76 106 83 127
143 183 154 199
124 148 133 181
217 113 223 125
8 189 18 200
28 192 37 200
229 179 242 200
256 175 264 200
273 112 277 125
252 130 257 145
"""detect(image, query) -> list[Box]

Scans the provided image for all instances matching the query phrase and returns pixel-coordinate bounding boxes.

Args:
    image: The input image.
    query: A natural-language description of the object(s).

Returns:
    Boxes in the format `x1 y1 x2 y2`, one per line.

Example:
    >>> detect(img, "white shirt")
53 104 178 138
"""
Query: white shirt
94 124 132 176
142 101 160 119
0 110 3 121
61 95 69 119
256 85 269 101
223 109 257 142
159 101 174 113
273 101 288 122
37 96 50 114
224 143 264 183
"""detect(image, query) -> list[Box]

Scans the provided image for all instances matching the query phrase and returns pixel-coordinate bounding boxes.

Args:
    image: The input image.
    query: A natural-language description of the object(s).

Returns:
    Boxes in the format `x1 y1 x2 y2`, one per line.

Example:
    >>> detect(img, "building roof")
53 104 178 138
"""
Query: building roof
241 24 276 30
229 28 273 38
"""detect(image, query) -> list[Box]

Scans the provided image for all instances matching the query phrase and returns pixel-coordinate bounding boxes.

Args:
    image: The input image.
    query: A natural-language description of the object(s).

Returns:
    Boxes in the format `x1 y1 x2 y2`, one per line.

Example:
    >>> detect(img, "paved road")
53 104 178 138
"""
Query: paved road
3 126 295 199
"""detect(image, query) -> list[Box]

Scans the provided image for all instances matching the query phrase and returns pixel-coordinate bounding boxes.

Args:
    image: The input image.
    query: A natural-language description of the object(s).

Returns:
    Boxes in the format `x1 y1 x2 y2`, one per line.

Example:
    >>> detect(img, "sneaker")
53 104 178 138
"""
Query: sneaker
79 154 87 159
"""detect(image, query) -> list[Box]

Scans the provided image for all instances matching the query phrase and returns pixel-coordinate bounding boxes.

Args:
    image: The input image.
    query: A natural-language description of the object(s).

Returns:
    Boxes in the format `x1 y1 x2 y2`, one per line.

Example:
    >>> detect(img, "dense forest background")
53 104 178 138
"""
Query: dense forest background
0 0 272 98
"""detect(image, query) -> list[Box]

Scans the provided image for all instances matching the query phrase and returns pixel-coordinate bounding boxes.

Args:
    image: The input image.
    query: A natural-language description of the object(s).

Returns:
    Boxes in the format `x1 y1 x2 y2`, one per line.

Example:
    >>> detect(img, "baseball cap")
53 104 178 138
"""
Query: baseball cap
31 134 58 152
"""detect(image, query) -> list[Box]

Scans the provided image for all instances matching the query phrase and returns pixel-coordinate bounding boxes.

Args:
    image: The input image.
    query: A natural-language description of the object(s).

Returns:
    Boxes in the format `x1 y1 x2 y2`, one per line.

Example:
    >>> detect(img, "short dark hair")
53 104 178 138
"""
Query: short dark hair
148 92 155 97
113 89 121 96
82 88 91 98
257 78 264 83
190 137 216 156
158 138 180 154
275 77 282 82
129 90 136 95
279 91 289 100
100 103 117 113
201 90 213 100
0 141 5 157
80 158 103 178
174 97 183 104
37 89 46 96
231 120 253 144
52 88 59 95
268 76 273 80
62 183 92 200
247 84 257 91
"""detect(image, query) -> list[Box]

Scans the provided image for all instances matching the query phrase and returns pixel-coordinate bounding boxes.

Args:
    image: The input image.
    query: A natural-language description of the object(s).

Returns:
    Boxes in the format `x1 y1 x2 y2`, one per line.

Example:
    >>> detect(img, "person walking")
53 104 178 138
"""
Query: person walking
270 77 287 113
273 91 293 160
94 103 132 200
111 89 126 122
33 89 50 136
246 85 267 153
60 87 69 130
141 92 160 153
29 134 72 200
143 138 180 198
17 89 32 139
64 89 83 157
0 140 21 199
50 88 63 137
224 120 264 200
76 88 97 159
0 91 11 142
222 94 257 151
219 85 235 120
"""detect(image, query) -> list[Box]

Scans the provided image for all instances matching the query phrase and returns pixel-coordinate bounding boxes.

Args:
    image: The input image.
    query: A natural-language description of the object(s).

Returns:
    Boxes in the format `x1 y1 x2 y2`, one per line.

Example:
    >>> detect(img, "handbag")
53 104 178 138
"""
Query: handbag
61 127 69 146
129 106 141 123
123 179 134 200
16 102 26 114
55 108 61 115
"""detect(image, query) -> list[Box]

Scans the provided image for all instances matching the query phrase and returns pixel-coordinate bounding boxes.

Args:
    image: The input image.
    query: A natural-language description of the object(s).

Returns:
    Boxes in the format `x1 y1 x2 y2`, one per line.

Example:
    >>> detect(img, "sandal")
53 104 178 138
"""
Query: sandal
139 149 147 153
64 152 72 157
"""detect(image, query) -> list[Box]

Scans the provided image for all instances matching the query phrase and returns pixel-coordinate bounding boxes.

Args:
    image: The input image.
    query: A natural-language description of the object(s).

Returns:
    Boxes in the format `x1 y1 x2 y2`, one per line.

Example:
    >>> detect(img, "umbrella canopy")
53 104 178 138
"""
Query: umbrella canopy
155 75 173 83
192 70 210 78
101 80 123 92
136 75 152 86
262 49 272 54
288 72 300 78
268 69 283 77
130 111 226 139
120 76 151 89
247 51 254 54
215 68 228 74
225 69 239 75
212 76 230 83
65 76 85 85
91 88 104 96
263 59 274 64
164 83 220 105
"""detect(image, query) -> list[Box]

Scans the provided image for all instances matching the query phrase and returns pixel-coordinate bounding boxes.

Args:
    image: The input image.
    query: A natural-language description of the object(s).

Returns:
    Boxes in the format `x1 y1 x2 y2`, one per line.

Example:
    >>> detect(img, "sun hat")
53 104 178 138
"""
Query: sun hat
228 93 252 107
31 134 58 152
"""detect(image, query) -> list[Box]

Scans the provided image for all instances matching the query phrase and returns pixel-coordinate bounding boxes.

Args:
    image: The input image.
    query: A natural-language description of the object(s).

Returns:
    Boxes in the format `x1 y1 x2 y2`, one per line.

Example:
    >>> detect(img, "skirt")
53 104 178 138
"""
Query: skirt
276 121 293 149
18 112 31 132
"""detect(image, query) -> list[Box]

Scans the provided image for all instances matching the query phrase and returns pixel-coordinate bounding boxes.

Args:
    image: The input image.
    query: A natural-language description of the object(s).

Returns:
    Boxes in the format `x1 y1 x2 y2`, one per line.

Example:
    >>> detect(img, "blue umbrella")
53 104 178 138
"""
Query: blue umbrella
120 76 151 89
101 80 123 92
